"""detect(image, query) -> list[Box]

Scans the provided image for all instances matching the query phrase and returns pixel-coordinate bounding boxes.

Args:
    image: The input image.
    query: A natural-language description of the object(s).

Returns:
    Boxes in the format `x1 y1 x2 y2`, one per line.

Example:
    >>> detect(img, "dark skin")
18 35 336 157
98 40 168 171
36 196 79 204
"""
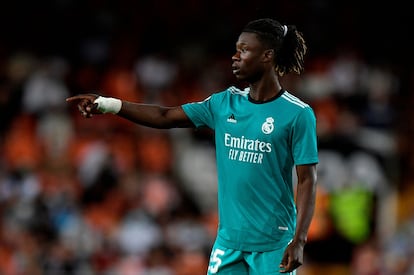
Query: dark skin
67 31 317 273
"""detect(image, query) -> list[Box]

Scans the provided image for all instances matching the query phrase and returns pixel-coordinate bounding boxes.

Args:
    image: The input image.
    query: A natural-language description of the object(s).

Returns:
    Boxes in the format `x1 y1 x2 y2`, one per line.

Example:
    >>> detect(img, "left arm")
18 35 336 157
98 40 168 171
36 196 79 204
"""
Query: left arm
294 163 317 245
280 163 317 273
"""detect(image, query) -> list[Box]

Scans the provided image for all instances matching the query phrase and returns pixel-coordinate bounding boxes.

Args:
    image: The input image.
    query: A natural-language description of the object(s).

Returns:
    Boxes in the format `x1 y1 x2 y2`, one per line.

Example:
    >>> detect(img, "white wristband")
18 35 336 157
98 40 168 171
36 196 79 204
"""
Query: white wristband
94 96 122 114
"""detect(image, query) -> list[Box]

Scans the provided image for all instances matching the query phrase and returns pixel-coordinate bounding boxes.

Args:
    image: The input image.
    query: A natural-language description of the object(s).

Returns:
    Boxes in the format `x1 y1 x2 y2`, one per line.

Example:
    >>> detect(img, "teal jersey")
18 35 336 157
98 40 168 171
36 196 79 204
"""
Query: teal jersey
182 86 319 252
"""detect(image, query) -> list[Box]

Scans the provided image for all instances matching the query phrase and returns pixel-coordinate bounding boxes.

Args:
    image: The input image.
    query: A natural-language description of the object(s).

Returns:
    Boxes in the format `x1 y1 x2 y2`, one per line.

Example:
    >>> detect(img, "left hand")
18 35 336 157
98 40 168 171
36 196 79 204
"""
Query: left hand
279 240 305 273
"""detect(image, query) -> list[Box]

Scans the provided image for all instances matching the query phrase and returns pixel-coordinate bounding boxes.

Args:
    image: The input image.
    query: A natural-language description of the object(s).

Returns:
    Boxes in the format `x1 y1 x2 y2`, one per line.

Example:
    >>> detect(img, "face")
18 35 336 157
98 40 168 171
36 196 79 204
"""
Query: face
232 32 270 82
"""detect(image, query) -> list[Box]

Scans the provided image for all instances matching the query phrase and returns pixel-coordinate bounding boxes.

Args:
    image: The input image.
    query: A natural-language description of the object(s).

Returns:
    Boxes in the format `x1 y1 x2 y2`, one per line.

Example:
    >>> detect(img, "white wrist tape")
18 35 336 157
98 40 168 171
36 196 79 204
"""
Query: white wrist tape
94 96 122 114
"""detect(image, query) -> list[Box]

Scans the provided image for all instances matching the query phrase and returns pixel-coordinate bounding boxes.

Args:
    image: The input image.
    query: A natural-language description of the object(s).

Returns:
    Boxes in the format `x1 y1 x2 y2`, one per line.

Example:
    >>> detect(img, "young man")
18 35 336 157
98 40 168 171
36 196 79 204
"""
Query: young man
67 18 318 274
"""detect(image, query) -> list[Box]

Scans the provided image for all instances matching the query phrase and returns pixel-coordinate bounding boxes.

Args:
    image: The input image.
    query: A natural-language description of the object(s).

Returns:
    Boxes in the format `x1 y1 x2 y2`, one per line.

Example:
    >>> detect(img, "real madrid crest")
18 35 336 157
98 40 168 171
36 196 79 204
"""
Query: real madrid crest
261 117 274 134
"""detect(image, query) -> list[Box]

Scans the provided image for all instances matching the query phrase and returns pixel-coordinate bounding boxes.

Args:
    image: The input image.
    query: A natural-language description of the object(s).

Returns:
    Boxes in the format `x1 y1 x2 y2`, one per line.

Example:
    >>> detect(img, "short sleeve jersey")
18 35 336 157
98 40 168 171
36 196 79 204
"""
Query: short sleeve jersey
182 86 319 252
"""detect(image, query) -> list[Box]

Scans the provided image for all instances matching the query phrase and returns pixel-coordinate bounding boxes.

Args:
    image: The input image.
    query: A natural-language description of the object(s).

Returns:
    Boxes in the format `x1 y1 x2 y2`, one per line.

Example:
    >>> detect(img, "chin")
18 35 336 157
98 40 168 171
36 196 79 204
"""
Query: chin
234 73 245 81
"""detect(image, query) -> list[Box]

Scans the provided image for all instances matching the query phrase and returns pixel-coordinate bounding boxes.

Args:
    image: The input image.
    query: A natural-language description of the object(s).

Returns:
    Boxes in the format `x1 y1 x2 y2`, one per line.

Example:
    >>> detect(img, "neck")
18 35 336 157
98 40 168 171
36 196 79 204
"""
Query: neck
248 75 282 102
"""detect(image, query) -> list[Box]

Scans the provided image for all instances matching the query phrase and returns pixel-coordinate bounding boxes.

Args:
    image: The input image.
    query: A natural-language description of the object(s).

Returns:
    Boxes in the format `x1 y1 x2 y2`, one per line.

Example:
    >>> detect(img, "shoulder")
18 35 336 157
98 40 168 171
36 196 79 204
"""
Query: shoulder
280 91 316 121
279 91 310 109
205 86 248 103
280 91 313 112
228 86 249 97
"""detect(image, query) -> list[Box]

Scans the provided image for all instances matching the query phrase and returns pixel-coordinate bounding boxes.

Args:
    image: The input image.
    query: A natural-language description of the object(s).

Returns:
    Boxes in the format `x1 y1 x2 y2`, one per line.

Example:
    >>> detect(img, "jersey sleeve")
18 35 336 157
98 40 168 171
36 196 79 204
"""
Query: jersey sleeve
181 92 221 129
291 106 319 165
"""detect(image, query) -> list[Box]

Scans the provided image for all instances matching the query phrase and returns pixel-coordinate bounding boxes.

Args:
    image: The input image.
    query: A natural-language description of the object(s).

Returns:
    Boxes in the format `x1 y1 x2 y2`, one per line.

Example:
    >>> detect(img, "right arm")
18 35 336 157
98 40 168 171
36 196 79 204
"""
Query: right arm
66 94 194 129
118 101 194 129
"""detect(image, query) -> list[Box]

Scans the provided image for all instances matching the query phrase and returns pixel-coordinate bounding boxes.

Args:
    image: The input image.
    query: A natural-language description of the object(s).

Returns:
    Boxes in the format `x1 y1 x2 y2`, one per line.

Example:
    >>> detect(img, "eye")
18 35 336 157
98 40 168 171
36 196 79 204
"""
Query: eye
235 43 248 54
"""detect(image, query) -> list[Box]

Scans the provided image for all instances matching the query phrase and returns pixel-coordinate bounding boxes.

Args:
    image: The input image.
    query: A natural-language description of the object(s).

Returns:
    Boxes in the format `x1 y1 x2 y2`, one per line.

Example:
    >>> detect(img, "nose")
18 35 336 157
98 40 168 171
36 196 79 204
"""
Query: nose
232 52 240 61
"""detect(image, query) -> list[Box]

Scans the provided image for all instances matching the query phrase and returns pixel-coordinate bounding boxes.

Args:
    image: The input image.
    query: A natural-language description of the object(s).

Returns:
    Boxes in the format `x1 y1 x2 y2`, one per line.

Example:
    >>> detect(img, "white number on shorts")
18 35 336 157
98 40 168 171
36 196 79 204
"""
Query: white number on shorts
208 248 225 273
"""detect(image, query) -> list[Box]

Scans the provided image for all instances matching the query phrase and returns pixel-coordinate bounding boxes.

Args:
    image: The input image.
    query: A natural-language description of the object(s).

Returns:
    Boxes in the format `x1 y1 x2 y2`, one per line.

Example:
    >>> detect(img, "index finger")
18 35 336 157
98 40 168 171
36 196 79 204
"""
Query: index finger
66 94 95 102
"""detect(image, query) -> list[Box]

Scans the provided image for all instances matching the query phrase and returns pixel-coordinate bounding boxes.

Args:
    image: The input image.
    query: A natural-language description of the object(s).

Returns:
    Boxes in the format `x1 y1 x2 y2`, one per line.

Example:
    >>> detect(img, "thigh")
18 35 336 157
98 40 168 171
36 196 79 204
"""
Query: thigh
207 242 248 275
245 246 297 275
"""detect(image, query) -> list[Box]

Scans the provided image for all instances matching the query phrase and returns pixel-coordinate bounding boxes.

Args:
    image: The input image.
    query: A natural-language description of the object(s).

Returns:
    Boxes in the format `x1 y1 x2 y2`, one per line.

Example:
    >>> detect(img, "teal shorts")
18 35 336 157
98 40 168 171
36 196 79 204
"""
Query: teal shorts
207 241 296 275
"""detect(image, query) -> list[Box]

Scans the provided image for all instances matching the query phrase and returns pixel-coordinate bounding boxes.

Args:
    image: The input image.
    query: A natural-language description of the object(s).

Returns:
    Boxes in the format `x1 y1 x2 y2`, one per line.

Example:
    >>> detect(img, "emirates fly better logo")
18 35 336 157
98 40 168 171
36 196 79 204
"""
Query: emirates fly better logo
261 117 274 134
224 117 274 164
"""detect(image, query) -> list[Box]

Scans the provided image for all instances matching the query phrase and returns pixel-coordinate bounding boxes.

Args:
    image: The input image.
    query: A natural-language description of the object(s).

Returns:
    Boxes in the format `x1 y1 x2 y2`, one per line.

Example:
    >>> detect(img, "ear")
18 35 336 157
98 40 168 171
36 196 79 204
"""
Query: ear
263 49 274 63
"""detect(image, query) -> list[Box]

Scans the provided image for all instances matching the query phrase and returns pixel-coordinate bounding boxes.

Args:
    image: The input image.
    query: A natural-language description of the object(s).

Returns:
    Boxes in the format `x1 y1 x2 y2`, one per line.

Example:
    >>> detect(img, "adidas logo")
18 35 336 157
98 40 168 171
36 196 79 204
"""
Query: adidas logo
227 114 237 123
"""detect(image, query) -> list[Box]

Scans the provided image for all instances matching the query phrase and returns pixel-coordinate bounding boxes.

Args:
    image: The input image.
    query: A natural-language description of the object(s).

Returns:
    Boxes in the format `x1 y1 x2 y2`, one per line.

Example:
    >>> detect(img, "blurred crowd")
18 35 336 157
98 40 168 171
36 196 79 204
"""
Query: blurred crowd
0 0 413 274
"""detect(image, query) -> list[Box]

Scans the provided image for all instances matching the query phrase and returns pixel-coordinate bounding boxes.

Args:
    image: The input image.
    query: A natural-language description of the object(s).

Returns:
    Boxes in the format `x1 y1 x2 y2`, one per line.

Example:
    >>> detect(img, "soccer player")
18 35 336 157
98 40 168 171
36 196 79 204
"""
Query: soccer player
67 18 318 274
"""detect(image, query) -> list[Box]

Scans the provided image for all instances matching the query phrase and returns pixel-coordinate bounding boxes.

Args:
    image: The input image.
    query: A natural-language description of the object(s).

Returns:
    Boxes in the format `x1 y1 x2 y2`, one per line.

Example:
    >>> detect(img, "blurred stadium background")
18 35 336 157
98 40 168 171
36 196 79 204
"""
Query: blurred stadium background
0 0 412 274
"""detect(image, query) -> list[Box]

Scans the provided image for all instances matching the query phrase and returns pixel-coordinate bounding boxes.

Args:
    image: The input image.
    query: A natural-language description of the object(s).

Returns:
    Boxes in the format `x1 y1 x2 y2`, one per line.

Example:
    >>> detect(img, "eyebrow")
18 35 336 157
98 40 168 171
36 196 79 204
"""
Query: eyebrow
236 41 248 47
